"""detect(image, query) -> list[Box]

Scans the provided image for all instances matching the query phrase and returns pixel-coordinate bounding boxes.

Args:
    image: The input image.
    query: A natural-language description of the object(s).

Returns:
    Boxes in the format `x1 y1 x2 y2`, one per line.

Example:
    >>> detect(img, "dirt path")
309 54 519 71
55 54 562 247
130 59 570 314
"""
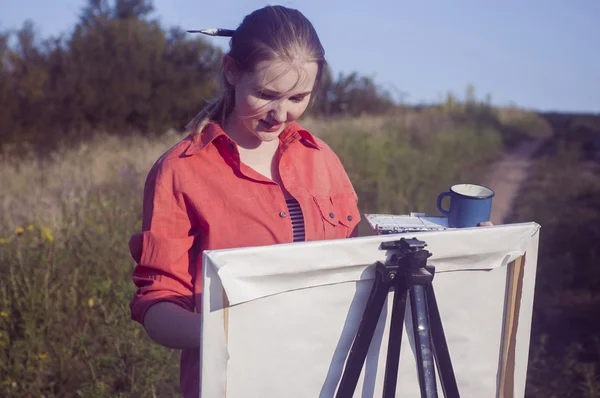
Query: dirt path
483 139 545 224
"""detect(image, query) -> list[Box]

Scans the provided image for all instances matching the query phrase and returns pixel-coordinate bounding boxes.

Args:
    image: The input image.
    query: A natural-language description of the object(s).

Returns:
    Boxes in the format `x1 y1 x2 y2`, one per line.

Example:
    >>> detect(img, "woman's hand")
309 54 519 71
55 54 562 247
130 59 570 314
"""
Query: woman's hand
477 221 494 226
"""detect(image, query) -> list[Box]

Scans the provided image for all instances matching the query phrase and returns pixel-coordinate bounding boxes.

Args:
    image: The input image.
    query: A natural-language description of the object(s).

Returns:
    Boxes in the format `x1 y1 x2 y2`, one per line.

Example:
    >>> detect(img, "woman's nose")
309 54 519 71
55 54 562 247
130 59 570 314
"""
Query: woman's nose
269 102 287 123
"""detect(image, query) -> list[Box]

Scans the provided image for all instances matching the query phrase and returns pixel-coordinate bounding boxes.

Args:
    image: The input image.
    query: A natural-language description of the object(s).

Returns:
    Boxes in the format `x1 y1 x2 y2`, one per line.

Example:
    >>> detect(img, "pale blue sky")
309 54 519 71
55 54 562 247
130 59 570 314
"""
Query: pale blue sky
1 0 599 113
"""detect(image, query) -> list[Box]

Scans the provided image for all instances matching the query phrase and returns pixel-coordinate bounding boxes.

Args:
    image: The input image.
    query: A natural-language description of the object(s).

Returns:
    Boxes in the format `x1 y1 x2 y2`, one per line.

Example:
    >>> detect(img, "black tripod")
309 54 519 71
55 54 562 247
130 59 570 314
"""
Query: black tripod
335 238 460 398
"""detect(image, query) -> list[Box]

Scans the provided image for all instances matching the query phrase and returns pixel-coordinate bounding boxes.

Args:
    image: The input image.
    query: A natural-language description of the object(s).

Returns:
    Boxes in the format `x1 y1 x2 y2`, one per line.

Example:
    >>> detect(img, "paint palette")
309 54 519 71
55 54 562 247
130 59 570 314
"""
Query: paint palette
365 213 449 235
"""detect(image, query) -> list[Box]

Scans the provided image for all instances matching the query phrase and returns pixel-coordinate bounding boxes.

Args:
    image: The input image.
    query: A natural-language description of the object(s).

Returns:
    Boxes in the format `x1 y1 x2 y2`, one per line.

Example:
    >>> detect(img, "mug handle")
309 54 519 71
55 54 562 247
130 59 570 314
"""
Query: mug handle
436 192 451 215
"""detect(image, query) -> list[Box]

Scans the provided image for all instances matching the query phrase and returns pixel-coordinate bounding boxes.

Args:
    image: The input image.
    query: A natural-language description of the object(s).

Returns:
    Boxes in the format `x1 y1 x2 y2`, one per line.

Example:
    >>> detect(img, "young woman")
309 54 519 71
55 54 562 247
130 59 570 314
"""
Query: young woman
128 5 360 397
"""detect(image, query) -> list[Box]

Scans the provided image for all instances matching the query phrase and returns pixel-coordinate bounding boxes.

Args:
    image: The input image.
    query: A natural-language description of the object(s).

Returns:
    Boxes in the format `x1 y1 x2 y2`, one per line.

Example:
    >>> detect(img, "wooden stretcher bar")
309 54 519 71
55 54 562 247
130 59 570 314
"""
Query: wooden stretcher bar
498 254 526 397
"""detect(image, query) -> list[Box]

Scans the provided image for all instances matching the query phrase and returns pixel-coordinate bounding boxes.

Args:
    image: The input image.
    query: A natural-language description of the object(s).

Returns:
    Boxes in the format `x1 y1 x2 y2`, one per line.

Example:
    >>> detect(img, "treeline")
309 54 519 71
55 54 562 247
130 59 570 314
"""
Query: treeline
0 0 395 155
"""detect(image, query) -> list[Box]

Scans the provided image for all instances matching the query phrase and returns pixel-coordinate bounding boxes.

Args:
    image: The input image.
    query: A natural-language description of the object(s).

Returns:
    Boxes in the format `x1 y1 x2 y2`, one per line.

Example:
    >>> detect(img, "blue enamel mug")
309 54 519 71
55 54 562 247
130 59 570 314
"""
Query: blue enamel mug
436 184 495 228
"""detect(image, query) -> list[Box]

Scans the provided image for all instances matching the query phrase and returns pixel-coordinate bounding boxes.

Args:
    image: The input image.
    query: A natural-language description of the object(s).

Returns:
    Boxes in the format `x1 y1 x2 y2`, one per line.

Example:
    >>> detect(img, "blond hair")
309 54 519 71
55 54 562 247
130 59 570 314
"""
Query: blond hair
186 5 327 135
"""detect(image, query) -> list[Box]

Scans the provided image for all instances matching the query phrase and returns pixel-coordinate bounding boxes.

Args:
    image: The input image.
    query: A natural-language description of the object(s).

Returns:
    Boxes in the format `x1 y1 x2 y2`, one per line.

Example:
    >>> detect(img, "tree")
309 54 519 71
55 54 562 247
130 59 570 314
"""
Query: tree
0 0 396 154
114 0 154 19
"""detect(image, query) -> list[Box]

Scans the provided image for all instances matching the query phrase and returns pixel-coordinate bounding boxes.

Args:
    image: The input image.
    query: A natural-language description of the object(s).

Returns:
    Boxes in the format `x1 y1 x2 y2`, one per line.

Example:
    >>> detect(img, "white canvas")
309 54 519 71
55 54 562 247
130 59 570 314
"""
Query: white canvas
200 222 540 397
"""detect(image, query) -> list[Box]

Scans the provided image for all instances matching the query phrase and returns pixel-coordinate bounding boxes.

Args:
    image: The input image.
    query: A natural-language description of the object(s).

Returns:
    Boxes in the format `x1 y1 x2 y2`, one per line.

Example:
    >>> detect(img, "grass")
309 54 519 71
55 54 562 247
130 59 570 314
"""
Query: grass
0 108 562 396
314 117 503 215
503 122 600 397
0 131 186 397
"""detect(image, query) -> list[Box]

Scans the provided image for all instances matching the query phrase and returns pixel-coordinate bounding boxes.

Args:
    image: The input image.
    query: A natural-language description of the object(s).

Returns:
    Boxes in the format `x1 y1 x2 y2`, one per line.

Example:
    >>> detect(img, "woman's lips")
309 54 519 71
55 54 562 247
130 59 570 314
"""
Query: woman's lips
259 119 283 132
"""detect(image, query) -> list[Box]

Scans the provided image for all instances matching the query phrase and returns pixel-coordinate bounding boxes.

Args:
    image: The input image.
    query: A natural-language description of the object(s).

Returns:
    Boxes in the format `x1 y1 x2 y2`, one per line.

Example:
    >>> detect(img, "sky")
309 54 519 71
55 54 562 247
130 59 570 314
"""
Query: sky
1 0 599 113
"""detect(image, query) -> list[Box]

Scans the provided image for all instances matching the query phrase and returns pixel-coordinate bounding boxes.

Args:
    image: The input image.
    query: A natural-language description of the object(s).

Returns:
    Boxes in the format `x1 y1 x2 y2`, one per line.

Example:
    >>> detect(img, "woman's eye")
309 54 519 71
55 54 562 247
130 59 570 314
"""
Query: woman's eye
256 91 306 103
257 92 278 100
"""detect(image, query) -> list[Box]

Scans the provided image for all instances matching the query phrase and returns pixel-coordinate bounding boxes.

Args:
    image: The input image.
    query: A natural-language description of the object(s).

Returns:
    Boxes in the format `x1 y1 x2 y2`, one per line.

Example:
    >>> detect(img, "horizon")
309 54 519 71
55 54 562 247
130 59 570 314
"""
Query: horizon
1 0 599 114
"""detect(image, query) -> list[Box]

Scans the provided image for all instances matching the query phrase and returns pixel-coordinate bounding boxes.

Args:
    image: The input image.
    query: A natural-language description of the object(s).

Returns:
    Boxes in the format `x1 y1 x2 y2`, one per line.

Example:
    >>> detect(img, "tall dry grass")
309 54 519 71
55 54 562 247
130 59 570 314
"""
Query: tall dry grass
0 130 186 242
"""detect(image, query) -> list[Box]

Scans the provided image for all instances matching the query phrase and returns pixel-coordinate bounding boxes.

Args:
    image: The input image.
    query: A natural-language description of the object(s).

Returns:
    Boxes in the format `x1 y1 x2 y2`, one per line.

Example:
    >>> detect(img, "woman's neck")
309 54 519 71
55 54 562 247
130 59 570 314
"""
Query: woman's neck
223 116 280 163
223 116 277 150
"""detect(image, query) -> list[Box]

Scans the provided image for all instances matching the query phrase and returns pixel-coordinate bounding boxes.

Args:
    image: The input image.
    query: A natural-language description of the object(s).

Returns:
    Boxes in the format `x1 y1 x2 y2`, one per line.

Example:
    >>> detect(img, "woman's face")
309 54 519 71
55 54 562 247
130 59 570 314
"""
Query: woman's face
225 58 318 144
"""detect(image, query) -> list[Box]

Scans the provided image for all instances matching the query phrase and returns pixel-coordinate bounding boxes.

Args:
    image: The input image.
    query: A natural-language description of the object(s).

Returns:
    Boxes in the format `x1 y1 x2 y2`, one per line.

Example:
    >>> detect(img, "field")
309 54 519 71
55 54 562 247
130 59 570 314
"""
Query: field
507 113 600 397
1 107 598 397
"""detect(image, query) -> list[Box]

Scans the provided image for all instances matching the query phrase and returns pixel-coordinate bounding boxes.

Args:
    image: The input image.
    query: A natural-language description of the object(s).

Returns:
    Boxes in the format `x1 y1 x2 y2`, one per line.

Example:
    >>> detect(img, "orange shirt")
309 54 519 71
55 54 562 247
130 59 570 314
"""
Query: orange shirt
129 121 360 397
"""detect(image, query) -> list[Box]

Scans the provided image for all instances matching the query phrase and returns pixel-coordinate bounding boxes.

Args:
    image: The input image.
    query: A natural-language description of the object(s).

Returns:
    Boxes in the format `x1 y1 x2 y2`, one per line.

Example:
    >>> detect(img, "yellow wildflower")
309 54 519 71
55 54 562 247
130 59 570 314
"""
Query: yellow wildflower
0 238 6 245
15 227 24 236
38 353 47 360
40 226 54 243
88 298 94 308
26 224 34 231
0 311 7 317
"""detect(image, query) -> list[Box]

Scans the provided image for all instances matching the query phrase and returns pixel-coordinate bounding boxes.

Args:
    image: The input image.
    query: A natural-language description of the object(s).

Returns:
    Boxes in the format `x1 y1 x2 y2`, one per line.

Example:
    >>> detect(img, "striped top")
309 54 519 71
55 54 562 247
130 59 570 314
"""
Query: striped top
285 197 306 242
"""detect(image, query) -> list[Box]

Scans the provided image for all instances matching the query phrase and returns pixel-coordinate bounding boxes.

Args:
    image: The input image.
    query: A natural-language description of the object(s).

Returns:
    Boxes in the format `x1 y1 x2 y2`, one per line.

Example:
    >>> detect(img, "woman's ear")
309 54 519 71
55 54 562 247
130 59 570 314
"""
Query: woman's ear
223 55 239 86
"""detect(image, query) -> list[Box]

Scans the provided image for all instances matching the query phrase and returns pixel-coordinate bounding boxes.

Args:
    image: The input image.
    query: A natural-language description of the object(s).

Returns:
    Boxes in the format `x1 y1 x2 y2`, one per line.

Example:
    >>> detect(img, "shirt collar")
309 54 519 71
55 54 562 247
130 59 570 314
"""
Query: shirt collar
182 121 321 156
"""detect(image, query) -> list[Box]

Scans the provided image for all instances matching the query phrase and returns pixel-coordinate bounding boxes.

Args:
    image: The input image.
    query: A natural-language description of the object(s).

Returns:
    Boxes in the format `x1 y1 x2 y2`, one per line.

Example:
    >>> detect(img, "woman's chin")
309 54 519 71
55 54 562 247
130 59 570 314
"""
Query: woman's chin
254 131 282 143
253 125 285 141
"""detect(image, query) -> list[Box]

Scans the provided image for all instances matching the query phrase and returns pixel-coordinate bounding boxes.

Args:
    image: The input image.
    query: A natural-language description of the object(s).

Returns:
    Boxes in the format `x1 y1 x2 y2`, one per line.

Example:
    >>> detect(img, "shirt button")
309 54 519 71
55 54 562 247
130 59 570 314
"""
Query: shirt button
279 211 287 217
329 212 335 218
347 215 353 221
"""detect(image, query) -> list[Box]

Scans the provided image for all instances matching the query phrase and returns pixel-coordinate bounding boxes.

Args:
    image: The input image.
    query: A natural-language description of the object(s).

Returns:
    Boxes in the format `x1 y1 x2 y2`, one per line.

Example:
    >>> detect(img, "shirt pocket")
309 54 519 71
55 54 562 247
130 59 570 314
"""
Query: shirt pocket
312 194 361 240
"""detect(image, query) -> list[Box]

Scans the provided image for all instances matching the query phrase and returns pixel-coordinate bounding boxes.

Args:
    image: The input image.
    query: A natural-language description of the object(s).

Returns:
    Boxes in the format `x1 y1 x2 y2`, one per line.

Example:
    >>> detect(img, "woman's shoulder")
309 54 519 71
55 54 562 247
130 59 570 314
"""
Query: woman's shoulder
144 133 199 183
294 124 344 166
292 122 334 153
293 123 356 191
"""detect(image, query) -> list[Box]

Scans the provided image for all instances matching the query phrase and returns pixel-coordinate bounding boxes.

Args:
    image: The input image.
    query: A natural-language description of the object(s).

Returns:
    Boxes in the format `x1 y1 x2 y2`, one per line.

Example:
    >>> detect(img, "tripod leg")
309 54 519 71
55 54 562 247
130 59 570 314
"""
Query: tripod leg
336 264 391 398
382 278 409 398
410 285 438 398
426 285 460 398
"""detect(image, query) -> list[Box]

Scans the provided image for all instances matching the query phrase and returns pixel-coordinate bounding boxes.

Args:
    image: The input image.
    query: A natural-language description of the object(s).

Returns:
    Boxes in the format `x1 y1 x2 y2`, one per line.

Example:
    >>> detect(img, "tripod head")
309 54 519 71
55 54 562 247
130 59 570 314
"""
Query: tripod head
380 237 428 252
378 237 435 285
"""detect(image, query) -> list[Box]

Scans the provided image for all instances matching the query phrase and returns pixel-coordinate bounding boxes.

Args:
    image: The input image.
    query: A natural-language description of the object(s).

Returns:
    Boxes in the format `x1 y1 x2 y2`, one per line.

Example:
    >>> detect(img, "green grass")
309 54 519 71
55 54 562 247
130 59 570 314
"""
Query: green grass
315 117 503 215
0 178 182 397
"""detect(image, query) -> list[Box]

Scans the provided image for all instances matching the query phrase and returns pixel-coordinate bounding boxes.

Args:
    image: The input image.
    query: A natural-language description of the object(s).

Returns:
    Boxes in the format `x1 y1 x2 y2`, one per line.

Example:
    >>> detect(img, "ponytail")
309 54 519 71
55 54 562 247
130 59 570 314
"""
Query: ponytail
186 76 235 135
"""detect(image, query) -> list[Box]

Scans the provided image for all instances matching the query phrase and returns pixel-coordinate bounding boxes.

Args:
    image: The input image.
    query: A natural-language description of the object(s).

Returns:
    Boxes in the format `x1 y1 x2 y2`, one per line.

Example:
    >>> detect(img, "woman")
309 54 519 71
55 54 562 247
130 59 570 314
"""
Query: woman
128 5 360 397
